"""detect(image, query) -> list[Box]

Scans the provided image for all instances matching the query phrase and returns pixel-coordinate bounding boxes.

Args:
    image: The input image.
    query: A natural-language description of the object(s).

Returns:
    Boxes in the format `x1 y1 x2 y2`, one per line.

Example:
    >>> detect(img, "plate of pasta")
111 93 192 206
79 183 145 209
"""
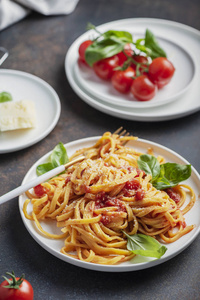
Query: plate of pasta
19 131 200 272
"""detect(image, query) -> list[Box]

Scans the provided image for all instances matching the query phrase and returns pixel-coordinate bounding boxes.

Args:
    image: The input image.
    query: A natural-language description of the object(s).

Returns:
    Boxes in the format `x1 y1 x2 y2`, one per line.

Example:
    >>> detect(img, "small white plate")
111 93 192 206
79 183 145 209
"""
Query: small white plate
19 136 200 272
74 36 195 108
0 69 61 153
65 18 200 121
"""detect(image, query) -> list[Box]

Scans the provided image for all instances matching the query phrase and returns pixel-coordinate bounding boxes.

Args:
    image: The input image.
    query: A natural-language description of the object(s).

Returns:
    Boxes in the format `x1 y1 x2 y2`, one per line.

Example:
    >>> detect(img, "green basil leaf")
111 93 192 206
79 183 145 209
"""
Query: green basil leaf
138 155 191 190
0 91 12 103
123 231 167 258
144 29 167 59
137 154 160 181
85 39 124 66
134 38 151 56
102 30 133 43
153 163 191 190
36 162 54 176
135 29 167 59
85 30 133 66
36 142 69 175
51 142 69 168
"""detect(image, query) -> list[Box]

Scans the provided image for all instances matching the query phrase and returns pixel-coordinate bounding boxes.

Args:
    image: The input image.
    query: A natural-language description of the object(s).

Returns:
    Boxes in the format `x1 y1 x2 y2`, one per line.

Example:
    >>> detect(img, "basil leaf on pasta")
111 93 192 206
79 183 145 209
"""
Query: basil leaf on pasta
51 142 69 168
137 154 160 181
138 154 191 190
36 142 69 175
36 162 54 176
153 163 191 190
123 232 167 259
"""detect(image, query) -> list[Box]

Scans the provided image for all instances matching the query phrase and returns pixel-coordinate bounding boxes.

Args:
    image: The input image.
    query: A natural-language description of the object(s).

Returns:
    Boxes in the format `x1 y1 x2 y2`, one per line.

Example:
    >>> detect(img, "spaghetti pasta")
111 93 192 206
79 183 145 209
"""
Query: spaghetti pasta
23 131 196 265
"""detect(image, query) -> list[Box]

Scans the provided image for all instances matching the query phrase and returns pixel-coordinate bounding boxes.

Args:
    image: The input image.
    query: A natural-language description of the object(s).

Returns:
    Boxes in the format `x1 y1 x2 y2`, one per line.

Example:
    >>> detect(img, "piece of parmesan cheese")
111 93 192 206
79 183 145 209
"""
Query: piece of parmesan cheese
0 100 36 132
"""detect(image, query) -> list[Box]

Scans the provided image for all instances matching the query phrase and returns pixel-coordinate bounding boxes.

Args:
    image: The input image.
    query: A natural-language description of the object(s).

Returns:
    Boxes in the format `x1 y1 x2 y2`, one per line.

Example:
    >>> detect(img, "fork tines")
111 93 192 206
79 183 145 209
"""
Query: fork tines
113 127 130 145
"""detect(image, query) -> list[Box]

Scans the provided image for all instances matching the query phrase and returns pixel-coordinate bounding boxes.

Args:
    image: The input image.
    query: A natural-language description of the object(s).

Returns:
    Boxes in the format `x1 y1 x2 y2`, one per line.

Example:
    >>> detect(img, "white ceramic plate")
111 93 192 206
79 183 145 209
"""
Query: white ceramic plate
19 136 200 272
0 69 61 153
74 36 195 109
65 18 200 121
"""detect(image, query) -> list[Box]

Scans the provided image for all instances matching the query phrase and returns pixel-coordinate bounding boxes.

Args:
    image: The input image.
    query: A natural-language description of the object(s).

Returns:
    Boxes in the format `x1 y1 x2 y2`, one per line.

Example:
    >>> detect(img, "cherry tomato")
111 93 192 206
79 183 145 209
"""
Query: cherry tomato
148 57 175 88
116 44 134 65
131 55 149 73
0 272 34 300
93 55 120 80
165 188 180 204
132 55 148 65
131 75 157 101
111 66 135 93
78 40 93 64
135 188 145 201
34 184 46 197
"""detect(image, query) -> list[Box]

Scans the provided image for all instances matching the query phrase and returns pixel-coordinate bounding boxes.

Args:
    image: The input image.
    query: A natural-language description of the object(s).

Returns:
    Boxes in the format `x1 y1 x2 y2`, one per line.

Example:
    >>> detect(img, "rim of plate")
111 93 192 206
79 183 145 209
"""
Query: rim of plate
19 136 200 272
0 69 61 153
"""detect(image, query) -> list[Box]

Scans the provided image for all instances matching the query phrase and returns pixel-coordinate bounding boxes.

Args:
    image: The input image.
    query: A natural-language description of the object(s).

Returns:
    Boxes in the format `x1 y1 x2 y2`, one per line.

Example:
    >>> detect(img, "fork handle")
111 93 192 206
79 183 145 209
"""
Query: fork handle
0 165 65 205
0 47 9 66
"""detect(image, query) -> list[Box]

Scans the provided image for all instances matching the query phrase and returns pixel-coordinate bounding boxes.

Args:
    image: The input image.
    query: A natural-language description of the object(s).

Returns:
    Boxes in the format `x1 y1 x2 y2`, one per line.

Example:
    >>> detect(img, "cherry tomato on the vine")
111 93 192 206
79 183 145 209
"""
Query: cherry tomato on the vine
111 66 135 93
116 44 134 65
131 75 157 101
131 55 149 73
148 57 175 88
93 55 120 80
132 55 148 66
78 40 93 64
0 271 34 300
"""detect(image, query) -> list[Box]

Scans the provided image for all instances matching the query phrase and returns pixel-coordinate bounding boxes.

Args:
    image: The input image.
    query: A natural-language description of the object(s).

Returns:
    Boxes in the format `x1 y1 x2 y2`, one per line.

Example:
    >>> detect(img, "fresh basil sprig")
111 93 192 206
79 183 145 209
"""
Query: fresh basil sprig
36 142 69 176
85 29 133 67
123 231 167 258
85 24 166 66
137 154 191 190
0 91 12 103
135 29 167 59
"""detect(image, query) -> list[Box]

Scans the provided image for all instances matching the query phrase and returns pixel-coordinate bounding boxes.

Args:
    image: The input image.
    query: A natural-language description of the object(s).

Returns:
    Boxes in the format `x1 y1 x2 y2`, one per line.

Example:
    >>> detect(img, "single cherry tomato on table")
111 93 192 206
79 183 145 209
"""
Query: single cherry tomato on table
111 66 135 93
78 40 93 64
116 44 134 65
93 55 120 80
148 57 175 88
0 271 34 300
131 75 157 101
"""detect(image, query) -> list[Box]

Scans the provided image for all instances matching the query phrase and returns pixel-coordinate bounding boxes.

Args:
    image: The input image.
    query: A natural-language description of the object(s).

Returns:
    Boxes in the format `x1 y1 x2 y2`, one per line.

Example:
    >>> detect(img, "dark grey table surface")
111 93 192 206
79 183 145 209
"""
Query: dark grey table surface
0 0 200 299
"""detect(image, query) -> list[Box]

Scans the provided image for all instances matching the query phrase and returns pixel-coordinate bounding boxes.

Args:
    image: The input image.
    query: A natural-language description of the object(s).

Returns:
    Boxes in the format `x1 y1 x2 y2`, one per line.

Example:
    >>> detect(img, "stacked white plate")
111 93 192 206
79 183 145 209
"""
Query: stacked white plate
65 18 200 122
